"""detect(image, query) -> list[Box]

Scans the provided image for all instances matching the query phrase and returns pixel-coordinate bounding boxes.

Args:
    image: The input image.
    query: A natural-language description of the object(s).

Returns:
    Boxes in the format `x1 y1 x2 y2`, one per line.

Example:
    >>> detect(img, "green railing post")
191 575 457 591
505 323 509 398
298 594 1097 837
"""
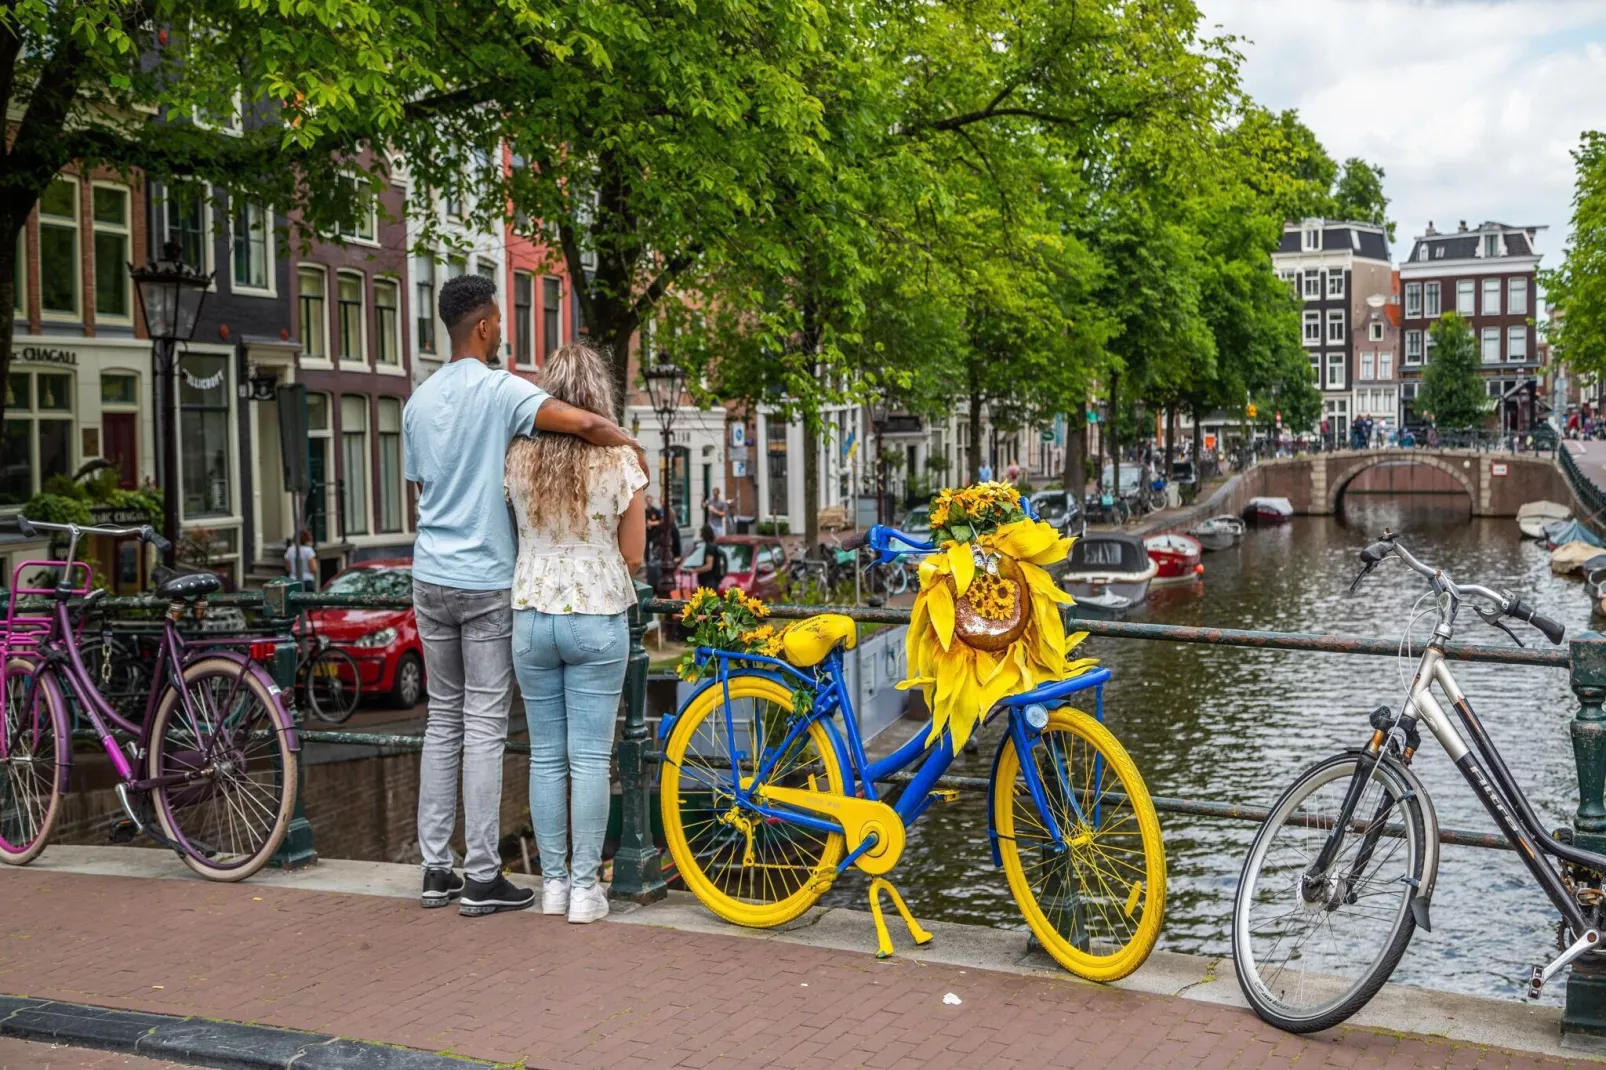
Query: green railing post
263 578 317 870
611 580 666 904
1565 632 1606 1042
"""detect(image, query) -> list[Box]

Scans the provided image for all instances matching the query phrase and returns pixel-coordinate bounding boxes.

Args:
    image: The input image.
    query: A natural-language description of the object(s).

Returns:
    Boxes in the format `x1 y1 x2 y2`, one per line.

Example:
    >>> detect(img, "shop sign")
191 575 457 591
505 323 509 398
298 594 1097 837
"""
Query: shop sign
15 345 77 367
1491 463 1508 477
89 506 154 525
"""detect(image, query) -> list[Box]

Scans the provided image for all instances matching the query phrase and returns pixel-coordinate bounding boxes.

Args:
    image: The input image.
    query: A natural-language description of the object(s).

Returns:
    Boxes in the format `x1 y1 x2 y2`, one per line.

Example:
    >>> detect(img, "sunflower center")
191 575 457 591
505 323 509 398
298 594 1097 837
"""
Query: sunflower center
968 572 1018 621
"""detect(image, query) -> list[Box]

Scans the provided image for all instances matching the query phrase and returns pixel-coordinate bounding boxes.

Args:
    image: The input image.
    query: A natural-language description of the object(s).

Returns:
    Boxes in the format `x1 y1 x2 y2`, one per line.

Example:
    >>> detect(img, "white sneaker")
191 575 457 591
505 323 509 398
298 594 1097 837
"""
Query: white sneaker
542 877 571 916
567 883 610 924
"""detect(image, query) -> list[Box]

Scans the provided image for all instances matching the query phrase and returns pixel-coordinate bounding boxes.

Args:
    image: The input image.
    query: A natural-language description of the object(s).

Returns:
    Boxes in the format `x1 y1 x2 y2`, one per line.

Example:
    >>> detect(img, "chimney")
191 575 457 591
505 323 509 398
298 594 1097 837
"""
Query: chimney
1458 220 1467 232
1425 220 1437 235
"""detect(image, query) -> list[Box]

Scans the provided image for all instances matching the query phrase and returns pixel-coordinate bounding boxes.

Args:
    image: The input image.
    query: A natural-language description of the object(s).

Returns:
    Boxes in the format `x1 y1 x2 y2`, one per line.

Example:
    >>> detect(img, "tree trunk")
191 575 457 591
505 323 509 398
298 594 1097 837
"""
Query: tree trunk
1063 403 1087 500
1109 371 1120 502
1191 404 1204 477
1164 404 1177 475
967 364 983 485
802 409 821 557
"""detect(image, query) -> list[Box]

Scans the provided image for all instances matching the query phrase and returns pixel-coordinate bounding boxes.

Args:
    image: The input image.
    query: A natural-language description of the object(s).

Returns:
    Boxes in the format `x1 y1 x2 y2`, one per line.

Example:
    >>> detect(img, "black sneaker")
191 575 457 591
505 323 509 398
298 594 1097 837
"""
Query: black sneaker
459 874 536 917
421 868 464 909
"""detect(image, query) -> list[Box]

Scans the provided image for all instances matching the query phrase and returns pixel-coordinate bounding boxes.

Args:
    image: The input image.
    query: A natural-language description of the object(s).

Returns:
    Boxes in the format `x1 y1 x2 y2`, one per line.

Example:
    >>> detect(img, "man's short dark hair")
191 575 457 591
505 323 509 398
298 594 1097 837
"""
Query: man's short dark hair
439 274 498 335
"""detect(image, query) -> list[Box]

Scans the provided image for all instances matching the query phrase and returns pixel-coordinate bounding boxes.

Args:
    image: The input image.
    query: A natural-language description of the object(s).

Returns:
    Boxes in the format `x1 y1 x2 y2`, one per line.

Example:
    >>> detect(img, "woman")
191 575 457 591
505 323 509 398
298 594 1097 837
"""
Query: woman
506 344 647 924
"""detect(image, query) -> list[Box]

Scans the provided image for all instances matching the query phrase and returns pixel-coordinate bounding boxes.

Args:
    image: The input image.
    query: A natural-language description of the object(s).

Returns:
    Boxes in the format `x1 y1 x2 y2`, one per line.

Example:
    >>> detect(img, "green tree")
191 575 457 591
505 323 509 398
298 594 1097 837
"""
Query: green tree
1332 157 1395 240
1417 313 1487 428
1542 132 1606 380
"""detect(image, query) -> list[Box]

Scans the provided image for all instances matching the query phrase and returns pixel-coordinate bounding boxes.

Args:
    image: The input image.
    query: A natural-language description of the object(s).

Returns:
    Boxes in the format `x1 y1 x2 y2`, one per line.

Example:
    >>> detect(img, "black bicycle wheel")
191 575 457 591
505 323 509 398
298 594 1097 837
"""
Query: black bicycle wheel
78 635 152 721
1232 752 1425 1033
305 648 361 724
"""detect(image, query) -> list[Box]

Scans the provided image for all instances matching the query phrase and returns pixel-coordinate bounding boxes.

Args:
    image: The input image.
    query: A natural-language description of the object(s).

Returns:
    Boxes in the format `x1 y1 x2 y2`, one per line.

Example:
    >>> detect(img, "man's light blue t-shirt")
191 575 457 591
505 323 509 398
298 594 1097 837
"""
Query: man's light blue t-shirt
404 359 549 590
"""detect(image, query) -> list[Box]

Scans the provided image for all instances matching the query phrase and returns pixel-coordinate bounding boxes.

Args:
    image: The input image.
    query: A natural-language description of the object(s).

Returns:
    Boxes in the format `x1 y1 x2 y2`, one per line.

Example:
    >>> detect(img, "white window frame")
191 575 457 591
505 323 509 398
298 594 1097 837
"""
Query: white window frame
413 253 438 356
1302 227 1320 252
298 264 331 368
1326 271 1344 298
1326 310 1345 344
1 369 76 503
513 270 536 368
1481 277 1500 317
1359 351 1374 380
1303 310 1321 345
335 270 367 366
1405 330 1423 366
336 175 379 246
1325 354 1344 389
1457 280 1475 316
1508 277 1529 316
373 276 403 373
1369 321 1384 341
339 394 372 536
192 88 244 137
229 198 275 297
1425 282 1441 318
155 181 217 285
1404 282 1422 318
1481 327 1501 364
90 180 133 323
37 175 80 321
1483 232 1501 258
1507 325 1528 363
376 396 406 534
1302 271 1321 299
1378 350 1394 379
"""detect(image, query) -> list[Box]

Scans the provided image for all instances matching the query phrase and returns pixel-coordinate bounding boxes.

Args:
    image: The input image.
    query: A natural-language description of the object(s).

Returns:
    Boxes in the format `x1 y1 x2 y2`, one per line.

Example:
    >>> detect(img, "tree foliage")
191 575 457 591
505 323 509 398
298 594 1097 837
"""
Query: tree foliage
1418 313 1487 428
1543 132 1606 380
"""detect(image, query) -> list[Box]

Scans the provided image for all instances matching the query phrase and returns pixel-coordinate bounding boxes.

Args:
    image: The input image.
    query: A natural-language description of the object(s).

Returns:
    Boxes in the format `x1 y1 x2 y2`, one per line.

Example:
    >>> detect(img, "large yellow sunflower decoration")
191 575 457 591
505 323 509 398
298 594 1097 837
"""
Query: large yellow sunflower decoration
897 481 1096 750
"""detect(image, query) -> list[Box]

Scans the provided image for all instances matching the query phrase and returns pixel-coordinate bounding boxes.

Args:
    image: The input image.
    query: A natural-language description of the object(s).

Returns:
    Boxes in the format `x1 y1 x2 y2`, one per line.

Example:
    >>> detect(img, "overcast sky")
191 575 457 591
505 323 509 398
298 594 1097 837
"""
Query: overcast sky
1196 0 1606 266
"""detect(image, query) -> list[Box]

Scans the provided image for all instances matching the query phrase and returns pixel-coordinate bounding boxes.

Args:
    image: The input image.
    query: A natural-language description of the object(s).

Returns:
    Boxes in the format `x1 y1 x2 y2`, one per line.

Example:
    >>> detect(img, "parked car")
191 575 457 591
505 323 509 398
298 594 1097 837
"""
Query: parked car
674 535 786 600
899 505 932 541
1028 489 1086 537
1101 464 1149 515
310 560 424 709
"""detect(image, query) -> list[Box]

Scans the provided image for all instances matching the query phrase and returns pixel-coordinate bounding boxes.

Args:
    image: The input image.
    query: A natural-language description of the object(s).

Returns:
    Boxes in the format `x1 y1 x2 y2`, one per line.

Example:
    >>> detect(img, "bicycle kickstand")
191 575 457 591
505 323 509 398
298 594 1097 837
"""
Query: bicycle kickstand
868 877 934 960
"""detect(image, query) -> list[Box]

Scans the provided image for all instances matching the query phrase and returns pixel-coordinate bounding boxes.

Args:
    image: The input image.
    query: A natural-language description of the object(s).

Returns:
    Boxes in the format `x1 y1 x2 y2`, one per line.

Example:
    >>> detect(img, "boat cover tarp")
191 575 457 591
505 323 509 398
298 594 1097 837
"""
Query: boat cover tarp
1548 519 1604 550
1068 533 1149 573
1553 541 1606 573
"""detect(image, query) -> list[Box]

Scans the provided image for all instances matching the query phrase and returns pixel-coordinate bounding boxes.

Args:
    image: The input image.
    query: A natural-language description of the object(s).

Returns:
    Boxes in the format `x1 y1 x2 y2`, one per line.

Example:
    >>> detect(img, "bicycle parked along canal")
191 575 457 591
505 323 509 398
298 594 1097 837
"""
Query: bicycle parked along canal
1232 531 1590 1033
660 487 1166 982
1 517 300 880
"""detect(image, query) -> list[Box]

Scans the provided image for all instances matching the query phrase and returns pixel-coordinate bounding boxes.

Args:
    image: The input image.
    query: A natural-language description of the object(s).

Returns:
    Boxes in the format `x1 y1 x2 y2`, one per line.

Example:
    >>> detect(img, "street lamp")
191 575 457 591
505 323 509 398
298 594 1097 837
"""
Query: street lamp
131 240 213 567
868 397 889 525
643 362 685 594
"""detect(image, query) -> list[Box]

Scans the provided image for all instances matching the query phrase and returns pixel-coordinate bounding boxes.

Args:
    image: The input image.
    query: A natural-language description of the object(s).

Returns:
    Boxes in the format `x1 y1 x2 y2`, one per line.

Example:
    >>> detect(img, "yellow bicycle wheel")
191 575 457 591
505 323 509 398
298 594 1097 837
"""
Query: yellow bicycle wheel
661 674 846 928
995 706 1166 981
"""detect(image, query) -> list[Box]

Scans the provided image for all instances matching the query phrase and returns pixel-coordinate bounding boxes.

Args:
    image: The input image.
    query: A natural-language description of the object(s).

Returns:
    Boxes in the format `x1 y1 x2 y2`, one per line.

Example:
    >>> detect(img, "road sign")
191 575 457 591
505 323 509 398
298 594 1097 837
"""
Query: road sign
1040 429 1054 442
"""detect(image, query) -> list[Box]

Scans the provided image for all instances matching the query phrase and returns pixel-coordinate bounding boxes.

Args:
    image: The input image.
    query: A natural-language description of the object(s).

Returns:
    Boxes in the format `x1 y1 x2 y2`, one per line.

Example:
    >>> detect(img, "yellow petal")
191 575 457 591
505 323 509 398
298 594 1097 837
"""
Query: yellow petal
1022 562 1075 605
1064 630 1089 652
927 581 956 651
993 519 1058 562
1065 657 1100 677
947 542 975 596
896 675 935 691
918 556 947 589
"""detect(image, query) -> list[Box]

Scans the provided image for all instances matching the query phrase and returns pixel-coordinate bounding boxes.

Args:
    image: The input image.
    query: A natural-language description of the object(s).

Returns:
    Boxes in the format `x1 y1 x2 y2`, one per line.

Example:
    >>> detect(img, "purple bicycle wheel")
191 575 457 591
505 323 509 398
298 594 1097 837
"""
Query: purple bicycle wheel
0 658 67 864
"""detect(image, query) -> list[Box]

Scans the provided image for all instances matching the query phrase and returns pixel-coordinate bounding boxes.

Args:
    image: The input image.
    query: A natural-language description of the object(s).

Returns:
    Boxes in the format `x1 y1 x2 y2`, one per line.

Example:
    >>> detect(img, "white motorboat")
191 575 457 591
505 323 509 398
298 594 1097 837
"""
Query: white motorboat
1189 514 1245 552
1061 533 1157 606
1518 500 1571 539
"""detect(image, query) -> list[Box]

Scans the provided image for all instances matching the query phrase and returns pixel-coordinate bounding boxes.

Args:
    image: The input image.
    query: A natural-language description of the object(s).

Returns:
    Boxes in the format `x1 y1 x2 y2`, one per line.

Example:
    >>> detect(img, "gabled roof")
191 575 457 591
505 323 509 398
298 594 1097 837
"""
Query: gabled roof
1276 219 1391 261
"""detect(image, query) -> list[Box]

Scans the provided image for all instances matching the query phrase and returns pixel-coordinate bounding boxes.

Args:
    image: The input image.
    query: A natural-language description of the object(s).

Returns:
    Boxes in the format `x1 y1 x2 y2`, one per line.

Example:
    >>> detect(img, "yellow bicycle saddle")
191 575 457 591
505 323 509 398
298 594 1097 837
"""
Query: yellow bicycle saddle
781 614 858 667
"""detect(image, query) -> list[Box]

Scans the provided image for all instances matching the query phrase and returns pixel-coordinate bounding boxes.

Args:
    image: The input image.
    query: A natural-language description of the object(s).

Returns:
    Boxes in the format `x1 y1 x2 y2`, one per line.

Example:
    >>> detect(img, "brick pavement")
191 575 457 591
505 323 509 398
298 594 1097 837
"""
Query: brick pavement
0 869 1589 1069
0 1036 186 1069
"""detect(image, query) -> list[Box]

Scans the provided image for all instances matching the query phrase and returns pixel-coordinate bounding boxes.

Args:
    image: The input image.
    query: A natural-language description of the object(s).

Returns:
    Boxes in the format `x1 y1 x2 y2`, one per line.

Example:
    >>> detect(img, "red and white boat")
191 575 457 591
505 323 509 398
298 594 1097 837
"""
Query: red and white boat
1143 532 1204 585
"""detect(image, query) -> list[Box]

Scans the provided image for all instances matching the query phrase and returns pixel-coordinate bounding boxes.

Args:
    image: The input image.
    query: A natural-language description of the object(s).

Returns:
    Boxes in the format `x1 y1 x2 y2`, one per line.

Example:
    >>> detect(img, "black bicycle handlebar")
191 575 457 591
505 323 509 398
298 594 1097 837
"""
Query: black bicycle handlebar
1507 596 1567 645
1358 538 1394 565
840 529 871 551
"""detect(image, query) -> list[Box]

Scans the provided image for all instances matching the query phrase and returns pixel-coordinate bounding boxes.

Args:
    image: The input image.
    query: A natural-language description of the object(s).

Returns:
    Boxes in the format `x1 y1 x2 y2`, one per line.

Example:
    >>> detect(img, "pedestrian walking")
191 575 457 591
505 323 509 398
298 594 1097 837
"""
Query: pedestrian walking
284 527 317 586
704 486 728 536
404 275 638 917
504 343 648 924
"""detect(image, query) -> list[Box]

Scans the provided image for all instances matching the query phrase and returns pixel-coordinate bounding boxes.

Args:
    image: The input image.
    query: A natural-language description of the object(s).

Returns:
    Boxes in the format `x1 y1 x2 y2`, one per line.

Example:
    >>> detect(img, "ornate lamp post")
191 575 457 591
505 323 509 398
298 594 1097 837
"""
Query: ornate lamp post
643 362 685 594
131 241 212 567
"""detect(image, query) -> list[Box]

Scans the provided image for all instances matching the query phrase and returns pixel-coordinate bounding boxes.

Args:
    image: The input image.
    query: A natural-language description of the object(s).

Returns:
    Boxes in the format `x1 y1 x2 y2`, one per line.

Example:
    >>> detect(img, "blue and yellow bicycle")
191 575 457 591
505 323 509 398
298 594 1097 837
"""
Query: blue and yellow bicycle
659 520 1166 981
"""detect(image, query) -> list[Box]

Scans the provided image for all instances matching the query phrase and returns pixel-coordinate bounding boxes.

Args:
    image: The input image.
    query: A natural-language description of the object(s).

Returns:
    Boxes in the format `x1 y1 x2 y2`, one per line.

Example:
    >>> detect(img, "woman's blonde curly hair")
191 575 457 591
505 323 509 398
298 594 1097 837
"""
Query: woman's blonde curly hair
507 343 621 535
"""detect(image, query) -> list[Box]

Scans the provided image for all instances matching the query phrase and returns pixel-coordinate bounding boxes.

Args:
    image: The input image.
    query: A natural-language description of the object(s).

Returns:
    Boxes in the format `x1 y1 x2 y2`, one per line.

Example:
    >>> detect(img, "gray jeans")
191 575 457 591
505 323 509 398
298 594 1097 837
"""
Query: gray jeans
413 579 514 883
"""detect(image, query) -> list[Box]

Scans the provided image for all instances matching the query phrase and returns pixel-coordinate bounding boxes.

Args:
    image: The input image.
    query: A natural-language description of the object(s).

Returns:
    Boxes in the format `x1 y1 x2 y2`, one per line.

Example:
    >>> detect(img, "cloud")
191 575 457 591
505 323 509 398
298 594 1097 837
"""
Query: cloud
1197 0 1606 262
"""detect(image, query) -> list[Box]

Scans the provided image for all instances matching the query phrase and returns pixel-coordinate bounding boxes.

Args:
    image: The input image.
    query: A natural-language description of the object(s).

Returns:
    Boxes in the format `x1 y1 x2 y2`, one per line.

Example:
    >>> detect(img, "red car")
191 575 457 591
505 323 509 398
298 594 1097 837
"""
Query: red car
675 535 786 600
309 560 425 709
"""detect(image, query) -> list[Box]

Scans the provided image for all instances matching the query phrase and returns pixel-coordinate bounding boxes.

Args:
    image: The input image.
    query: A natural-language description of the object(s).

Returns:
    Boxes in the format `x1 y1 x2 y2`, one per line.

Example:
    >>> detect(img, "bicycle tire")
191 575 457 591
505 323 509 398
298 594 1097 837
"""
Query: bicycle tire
147 655 297 881
993 706 1166 981
78 635 153 721
0 658 67 865
305 648 361 724
1232 751 1425 1033
661 674 846 928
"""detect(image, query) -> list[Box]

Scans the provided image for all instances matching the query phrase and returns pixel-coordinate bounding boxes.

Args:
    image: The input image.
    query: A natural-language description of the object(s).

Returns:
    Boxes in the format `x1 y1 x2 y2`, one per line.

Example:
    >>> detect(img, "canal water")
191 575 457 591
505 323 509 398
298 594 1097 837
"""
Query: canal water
823 493 1594 1003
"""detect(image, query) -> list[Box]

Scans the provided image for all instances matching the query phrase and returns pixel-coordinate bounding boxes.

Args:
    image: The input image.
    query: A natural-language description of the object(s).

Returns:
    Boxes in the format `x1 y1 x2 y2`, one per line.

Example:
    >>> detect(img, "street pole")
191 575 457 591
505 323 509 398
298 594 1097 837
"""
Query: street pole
659 427 674 593
155 337 179 568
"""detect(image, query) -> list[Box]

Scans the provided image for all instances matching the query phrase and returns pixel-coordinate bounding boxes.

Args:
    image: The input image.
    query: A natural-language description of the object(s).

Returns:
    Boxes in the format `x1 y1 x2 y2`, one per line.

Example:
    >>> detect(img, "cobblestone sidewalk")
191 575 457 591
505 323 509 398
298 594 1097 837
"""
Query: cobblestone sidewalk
0 870 1585 1069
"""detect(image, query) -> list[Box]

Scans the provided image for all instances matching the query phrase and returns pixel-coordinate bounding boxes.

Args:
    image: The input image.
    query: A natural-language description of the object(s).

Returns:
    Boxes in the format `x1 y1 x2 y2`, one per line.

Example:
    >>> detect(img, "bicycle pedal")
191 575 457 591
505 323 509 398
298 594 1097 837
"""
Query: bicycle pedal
931 788 960 803
108 818 137 844
1528 965 1545 1000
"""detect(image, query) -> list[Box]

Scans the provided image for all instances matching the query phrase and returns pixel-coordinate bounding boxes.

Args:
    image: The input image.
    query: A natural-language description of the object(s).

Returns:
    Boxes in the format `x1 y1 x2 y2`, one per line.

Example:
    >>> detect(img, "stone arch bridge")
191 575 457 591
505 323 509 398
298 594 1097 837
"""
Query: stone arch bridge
1245 449 1573 516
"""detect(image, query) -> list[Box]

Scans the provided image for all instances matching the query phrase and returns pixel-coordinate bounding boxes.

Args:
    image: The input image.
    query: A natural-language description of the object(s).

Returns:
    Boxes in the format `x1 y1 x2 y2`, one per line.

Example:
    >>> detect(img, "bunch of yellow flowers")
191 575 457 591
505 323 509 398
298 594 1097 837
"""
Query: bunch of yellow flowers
966 571 1018 622
675 587 779 682
929 481 1026 544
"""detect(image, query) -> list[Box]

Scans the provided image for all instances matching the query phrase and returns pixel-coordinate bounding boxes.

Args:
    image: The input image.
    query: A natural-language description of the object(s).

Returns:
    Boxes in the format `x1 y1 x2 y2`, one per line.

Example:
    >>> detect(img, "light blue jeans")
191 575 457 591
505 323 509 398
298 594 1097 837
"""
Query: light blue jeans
513 610 629 889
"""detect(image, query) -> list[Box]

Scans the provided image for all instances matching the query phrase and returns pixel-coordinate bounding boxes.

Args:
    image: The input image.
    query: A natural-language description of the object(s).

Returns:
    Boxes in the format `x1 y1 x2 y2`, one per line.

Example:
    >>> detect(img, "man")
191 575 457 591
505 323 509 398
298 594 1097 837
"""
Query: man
404 274 637 917
978 458 994 482
704 486 727 536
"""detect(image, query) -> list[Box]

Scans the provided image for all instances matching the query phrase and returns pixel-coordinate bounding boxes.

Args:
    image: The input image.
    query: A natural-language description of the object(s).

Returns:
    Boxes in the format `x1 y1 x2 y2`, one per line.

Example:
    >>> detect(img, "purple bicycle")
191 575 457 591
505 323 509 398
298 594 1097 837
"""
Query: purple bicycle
1 517 300 881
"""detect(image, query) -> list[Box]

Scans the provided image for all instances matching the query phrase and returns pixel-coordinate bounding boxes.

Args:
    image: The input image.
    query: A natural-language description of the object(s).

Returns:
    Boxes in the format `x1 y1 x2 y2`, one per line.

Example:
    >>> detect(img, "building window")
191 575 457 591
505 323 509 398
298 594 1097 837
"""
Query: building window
340 395 369 535
1405 330 1423 365
91 185 131 318
336 272 364 362
100 372 138 488
542 277 562 359
160 182 209 274
1302 271 1320 299
474 258 497 291
306 392 332 543
1310 355 1320 382
1303 310 1321 345
38 177 79 316
1484 233 1501 258
1325 355 1343 389
446 255 466 281
1378 350 1393 379
1457 280 1475 316
1509 277 1528 316
1326 272 1344 298
444 189 463 219
299 267 327 359
231 201 272 292
414 256 436 354
1302 227 1319 252
1481 327 1501 364
1482 277 1500 317
1425 282 1441 318
336 175 377 242
0 371 73 504
1369 322 1384 341
513 272 534 366
179 354 231 518
1404 283 1422 318
377 397 403 534
374 279 400 366
1507 325 1528 362
1326 310 1345 343
14 230 23 314
1360 352 1374 380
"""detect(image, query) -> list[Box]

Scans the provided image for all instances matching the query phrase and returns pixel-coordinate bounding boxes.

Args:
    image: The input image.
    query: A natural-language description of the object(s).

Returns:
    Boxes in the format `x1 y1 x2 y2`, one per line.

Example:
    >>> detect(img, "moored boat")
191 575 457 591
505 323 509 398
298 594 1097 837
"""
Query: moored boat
1552 541 1606 575
1061 532 1157 606
1546 519 1604 552
1065 591 1133 620
1144 532 1204 585
1190 514 1245 551
1517 500 1570 539
1242 496 1294 524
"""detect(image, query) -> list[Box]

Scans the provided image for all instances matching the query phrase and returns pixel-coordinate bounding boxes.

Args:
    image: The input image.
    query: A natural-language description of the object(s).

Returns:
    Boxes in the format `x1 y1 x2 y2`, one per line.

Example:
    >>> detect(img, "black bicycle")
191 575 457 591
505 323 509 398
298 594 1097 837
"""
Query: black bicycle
295 613 360 724
1232 531 1593 1033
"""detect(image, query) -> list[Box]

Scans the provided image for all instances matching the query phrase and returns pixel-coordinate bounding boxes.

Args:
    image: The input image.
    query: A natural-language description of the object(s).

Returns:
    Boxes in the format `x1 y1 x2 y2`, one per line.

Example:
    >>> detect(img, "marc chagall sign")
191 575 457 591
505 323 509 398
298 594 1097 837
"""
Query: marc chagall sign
15 346 78 367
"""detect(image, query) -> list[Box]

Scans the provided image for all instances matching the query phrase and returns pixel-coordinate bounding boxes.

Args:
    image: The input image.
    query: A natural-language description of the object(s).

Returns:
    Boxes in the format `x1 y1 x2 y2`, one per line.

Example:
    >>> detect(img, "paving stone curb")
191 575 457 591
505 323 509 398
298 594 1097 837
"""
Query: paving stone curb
0 996 503 1069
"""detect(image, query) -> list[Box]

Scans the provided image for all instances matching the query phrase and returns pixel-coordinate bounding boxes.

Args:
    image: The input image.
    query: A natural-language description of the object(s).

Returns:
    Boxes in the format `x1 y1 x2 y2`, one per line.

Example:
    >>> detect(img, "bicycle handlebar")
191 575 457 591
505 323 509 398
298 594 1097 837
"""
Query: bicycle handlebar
18 514 170 552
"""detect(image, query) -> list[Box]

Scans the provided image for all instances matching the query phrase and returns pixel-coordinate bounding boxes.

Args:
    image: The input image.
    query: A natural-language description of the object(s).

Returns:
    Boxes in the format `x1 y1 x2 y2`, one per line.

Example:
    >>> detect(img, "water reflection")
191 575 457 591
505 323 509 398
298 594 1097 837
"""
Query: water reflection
824 494 1589 1002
